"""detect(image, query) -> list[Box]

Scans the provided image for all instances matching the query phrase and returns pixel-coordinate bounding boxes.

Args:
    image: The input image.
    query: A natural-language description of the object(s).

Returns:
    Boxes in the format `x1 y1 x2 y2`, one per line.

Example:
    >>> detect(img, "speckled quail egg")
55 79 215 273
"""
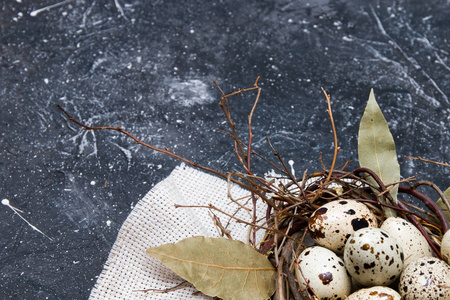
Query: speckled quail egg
399 256 450 300
380 217 432 267
346 286 401 300
296 246 352 299
441 230 450 264
344 227 404 286
308 200 378 254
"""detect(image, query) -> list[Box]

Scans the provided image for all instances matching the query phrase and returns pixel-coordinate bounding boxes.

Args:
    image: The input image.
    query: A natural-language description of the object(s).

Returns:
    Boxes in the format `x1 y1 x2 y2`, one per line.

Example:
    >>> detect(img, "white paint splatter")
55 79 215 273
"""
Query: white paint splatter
2 198 53 241
30 0 72 17
114 0 128 20
168 79 213 107
288 160 295 177
342 36 353 42
110 142 132 170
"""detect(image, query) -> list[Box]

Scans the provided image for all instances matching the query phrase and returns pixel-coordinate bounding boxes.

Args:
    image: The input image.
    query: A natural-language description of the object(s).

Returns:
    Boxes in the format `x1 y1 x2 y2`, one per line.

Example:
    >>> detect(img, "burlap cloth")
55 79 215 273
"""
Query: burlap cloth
89 164 267 299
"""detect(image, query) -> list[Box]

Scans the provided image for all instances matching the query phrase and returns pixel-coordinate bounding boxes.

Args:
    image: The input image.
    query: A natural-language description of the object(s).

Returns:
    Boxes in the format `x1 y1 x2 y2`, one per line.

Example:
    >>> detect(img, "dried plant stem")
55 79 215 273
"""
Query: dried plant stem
353 199 442 229
355 167 449 231
57 105 254 191
214 78 263 245
266 137 303 193
396 201 442 259
133 280 191 293
411 180 450 218
208 211 233 239
404 155 450 168
321 88 340 185
217 128 289 179
174 204 299 242
353 167 447 257
58 82 450 300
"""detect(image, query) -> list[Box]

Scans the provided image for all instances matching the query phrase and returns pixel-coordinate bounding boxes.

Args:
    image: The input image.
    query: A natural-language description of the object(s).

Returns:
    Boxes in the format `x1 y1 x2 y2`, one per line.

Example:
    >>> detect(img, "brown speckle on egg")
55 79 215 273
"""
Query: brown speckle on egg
399 257 450 300
361 243 370 250
344 227 403 287
318 271 333 285
296 246 352 299
308 200 378 254
346 286 400 300
351 218 369 231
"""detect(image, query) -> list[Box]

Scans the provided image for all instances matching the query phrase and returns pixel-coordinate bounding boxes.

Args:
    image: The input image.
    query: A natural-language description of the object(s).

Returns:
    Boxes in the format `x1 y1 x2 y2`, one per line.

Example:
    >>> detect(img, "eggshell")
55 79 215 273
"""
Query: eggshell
380 217 432 267
399 256 450 300
346 286 401 300
308 200 378 254
344 227 404 286
296 246 352 299
441 230 450 264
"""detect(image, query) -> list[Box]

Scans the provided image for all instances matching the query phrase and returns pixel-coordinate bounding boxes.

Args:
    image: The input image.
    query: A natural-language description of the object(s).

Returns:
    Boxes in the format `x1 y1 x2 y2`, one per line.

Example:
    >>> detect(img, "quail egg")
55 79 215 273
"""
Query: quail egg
344 227 404 286
346 286 401 299
296 246 352 299
308 200 378 254
441 230 450 264
399 256 450 299
380 217 432 267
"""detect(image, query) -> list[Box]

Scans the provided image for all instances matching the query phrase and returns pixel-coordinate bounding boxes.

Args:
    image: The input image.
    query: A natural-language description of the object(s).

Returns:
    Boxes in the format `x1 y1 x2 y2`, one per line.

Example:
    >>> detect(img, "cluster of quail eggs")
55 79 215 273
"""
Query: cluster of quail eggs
296 199 450 299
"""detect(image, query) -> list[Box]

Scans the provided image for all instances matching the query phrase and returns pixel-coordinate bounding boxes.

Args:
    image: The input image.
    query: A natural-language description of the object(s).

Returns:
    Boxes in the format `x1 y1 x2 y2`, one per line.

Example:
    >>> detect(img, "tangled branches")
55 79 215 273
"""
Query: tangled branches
57 79 450 299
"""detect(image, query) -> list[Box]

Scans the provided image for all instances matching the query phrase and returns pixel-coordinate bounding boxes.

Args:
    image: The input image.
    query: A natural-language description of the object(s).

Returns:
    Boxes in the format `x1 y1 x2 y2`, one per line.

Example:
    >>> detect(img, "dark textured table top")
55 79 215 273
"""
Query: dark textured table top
1 0 449 299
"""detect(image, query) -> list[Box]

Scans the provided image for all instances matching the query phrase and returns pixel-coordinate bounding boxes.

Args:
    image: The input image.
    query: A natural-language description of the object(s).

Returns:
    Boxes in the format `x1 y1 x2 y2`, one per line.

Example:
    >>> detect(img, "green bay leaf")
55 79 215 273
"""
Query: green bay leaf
146 236 276 300
358 89 400 217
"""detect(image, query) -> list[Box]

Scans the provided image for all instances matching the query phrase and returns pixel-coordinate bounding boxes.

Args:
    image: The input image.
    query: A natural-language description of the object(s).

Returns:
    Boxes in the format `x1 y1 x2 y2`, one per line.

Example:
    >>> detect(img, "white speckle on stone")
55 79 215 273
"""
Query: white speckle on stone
90 181 96 186
288 160 295 177
44 78 49 84
106 220 111 227
167 79 213 106
342 36 353 42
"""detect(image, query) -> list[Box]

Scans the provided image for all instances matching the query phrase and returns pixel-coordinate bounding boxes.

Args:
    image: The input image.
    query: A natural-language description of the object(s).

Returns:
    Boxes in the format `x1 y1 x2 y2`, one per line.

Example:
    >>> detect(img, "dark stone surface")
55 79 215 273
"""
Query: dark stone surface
1 0 449 299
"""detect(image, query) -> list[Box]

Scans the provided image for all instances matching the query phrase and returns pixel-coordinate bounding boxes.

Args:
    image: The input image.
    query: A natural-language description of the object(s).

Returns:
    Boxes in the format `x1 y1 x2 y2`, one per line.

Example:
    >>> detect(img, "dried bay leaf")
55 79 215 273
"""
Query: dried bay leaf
358 89 400 217
146 236 276 300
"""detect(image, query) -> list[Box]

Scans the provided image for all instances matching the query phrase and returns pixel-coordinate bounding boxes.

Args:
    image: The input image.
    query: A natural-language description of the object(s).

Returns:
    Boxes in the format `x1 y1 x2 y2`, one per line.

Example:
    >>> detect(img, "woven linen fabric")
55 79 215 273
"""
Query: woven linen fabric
89 164 267 299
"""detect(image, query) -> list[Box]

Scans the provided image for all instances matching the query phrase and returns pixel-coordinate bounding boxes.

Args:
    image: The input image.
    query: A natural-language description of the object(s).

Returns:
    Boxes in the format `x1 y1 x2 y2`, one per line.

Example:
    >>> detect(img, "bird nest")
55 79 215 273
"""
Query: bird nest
58 78 450 300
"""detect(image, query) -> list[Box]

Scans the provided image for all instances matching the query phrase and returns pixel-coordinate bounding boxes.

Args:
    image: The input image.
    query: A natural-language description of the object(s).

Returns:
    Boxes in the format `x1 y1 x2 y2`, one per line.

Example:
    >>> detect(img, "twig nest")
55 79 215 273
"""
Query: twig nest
343 227 404 287
295 246 352 299
441 230 450 264
346 286 401 300
308 200 378 254
380 217 433 267
399 257 450 300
